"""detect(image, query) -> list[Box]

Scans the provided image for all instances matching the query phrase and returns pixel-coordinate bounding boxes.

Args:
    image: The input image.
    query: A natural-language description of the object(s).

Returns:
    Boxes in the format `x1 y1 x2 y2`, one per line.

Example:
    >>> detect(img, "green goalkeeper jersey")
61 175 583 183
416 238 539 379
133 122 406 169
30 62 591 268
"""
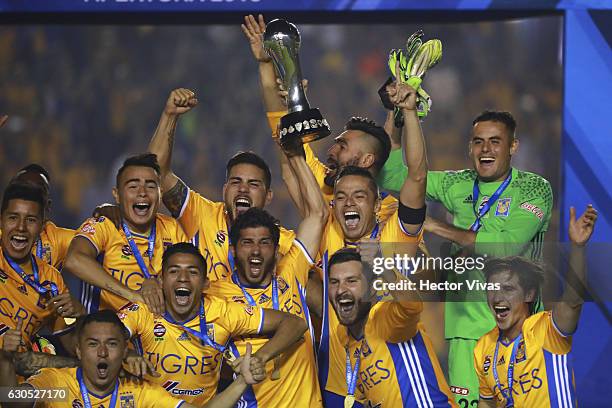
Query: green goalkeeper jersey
378 149 553 339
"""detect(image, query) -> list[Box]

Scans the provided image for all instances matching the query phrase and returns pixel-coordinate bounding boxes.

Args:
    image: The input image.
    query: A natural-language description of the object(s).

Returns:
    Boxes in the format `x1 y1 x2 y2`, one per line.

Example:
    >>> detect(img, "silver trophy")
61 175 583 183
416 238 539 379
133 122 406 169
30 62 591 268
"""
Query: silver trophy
264 19 330 145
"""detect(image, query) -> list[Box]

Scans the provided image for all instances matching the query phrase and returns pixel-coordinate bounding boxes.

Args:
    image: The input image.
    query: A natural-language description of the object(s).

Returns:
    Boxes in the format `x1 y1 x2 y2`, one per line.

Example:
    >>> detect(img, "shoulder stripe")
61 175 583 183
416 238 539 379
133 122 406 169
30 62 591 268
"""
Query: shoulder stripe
293 239 315 265
177 189 192 220
397 215 423 238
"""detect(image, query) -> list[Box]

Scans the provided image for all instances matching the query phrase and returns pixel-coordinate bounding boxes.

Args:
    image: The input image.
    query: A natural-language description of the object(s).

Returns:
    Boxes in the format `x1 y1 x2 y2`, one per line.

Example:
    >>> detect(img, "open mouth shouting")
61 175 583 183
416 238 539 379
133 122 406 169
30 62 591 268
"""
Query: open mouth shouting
343 210 361 230
247 257 263 277
234 196 252 216
493 304 510 321
478 156 496 169
336 296 356 322
132 201 152 217
9 234 30 252
96 361 110 379
174 287 193 307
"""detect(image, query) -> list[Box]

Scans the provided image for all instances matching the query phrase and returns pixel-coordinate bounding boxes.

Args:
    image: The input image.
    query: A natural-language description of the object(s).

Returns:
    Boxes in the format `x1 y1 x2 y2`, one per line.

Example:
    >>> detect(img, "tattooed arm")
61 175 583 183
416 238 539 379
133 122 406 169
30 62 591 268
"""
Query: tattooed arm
148 88 197 196
162 178 190 219
14 352 79 378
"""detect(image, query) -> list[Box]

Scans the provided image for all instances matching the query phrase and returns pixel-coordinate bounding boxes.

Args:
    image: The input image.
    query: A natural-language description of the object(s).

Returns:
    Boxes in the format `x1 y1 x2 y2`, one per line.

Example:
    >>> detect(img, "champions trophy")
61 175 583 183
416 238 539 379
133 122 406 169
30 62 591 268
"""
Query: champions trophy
264 19 331 146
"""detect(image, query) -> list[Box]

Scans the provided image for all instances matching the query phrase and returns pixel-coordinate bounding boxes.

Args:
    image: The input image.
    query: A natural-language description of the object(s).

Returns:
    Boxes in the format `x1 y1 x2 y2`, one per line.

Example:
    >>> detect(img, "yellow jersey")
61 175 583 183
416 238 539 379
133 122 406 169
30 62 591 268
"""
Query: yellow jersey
117 298 264 405
474 311 576 407
0 221 74 269
0 247 69 350
319 264 455 408
26 367 186 408
177 189 295 282
76 214 188 312
208 240 323 408
266 111 398 222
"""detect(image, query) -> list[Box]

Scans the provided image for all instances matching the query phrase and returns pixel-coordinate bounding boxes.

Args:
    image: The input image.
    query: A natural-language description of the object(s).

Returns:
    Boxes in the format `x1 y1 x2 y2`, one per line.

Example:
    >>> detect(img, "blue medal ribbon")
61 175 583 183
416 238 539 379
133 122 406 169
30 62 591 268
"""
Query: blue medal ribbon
345 340 361 398
163 298 226 353
470 171 512 232
492 333 522 407
231 271 279 310
121 221 156 279
343 222 380 247
77 367 118 408
4 253 58 297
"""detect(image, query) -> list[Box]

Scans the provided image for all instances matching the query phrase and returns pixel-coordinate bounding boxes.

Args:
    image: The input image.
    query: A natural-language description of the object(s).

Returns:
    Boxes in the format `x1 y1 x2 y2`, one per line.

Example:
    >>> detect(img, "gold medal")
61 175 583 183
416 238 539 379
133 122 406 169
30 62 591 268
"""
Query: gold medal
270 356 281 380
223 348 236 364
344 394 355 408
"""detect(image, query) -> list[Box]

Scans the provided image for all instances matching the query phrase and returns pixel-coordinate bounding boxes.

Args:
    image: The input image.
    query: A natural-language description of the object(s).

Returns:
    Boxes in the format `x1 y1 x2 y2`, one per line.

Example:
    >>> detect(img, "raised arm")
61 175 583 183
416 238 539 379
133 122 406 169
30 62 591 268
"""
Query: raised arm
147 88 197 215
552 205 597 335
64 236 143 305
387 78 427 234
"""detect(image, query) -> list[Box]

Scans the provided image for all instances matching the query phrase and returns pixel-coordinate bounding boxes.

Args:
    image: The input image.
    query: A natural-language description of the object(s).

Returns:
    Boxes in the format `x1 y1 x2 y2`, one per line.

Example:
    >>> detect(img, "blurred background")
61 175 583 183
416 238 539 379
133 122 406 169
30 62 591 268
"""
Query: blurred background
0 16 562 236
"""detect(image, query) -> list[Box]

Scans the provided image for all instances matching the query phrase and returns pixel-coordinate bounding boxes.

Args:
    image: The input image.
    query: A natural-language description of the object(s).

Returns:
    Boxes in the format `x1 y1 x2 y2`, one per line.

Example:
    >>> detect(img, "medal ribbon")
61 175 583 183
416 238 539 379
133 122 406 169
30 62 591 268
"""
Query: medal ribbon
163 298 226 353
470 171 512 232
231 270 279 311
345 341 361 399
492 332 522 408
121 221 156 279
4 253 58 297
77 367 118 408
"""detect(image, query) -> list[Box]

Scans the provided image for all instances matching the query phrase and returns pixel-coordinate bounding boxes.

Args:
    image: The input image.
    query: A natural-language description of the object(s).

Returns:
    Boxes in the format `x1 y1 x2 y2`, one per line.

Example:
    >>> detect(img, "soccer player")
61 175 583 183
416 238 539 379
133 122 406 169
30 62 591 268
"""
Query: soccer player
0 164 75 269
117 242 308 406
0 183 83 369
0 310 264 408
63 153 188 315
474 205 597 407
319 247 456 407
241 14 398 221
379 109 553 405
147 88 295 282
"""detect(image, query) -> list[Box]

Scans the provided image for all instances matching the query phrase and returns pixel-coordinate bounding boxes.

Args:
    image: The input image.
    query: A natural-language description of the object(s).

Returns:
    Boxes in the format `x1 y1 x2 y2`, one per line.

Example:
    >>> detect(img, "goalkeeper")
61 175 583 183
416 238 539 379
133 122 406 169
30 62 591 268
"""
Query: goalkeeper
378 77 553 406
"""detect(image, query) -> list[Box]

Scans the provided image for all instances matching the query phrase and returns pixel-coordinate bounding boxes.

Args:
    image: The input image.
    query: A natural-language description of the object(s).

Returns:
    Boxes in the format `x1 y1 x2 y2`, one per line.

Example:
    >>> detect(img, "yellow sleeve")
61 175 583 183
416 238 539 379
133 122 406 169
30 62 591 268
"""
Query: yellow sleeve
474 343 495 400
304 143 328 190
117 303 148 338
370 301 422 343
221 301 265 337
75 216 113 255
140 381 186 407
266 111 285 138
177 189 217 239
530 311 572 354
278 240 314 287
278 227 296 257
25 368 62 389
160 214 189 244
52 226 76 268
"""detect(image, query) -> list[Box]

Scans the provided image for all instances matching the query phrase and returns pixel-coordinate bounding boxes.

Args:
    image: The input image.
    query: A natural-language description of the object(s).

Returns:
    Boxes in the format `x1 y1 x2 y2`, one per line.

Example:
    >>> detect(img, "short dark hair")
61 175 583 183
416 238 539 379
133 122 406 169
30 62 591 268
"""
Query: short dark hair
1 183 45 217
328 248 375 286
345 117 391 173
229 208 280 248
76 310 129 340
334 165 379 197
226 152 272 190
162 242 207 276
116 153 161 186
15 163 51 185
483 256 544 304
472 110 517 139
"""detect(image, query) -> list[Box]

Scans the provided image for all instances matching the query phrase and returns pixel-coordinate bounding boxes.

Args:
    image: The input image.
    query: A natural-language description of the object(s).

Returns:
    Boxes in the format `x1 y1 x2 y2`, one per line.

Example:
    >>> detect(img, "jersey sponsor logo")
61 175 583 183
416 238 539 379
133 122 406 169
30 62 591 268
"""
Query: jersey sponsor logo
117 312 127 320
120 395 135 408
365 401 382 408
127 303 139 312
495 198 512 217
163 240 173 252
450 385 469 395
483 355 491 373
72 399 83 408
94 216 106 223
519 202 544 220
356 359 391 393
0 270 7 283
154 323 166 338
163 380 204 396
492 368 543 397
80 222 96 234
214 231 226 247
121 245 133 257
258 293 270 305
231 295 246 304
146 351 222 375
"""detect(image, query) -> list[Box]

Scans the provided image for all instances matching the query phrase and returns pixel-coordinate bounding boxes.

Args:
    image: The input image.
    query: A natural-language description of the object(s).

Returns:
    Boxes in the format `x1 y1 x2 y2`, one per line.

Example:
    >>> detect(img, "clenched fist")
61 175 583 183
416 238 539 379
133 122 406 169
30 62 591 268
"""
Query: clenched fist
164 88 198 116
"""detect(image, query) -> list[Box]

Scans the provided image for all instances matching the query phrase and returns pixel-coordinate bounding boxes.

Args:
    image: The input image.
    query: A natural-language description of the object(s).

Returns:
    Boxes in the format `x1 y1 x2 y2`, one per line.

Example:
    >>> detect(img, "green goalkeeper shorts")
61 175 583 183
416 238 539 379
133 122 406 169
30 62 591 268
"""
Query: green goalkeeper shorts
448 338 479 407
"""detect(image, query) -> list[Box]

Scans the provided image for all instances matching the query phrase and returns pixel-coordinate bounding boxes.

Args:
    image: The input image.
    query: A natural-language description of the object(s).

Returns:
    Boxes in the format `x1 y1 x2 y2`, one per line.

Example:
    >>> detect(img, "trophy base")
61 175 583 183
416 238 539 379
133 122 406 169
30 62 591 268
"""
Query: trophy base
279 108 331 146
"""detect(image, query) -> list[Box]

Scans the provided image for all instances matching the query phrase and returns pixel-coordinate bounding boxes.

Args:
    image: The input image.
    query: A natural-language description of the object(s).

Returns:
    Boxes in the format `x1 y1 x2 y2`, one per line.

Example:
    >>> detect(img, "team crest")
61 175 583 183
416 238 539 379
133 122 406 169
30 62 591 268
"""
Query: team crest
483 355 491 373
120 394 135 408
72 400 83 408
495 198 512 217
258 293 271 305
277 277 289 294
360 339 372 358
515 339 527 363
